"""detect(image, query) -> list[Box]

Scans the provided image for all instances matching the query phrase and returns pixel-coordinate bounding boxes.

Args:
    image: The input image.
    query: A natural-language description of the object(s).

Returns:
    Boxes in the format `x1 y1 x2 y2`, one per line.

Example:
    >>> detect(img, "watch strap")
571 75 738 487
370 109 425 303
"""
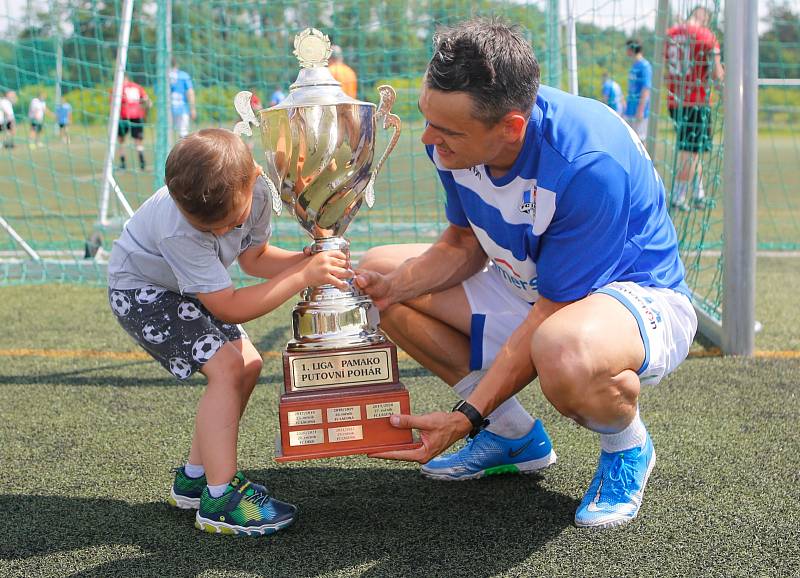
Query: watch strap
452 400 489 438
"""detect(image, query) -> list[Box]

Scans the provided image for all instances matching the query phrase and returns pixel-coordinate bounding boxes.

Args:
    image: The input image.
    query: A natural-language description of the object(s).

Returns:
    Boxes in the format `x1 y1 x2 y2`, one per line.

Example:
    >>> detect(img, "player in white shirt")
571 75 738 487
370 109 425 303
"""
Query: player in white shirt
0 90 17 149
28 92 47 148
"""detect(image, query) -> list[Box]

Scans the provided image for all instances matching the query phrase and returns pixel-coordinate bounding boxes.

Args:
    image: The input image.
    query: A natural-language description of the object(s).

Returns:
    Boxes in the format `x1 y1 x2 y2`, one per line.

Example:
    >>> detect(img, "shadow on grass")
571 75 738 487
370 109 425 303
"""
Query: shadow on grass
0 467 577 577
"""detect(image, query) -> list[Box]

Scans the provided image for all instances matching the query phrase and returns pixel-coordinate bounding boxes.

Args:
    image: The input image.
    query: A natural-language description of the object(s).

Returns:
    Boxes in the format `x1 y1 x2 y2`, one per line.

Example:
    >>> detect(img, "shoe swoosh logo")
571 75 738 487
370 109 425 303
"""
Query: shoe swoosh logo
509 438 535 458
585 478 604 512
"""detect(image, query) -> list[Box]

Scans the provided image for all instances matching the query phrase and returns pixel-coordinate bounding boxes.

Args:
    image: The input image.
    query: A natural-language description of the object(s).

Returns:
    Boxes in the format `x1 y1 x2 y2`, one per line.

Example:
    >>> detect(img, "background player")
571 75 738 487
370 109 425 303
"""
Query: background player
117 74 150 170
169 61 196 139
624 39 653 142
666 5 725 210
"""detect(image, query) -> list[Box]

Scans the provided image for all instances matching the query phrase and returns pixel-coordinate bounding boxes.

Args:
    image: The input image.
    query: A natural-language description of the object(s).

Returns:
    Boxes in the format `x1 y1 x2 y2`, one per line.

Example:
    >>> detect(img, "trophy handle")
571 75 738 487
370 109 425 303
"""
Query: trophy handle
233 91 259 137
233 91 282 216
365 85 401 208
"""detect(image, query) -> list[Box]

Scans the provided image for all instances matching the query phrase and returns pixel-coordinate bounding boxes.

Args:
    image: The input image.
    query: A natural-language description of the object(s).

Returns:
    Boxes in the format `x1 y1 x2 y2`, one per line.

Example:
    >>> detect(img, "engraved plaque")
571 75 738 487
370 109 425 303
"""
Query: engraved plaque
287 409 323 426
366 401 401 420
327 405 362 423
328 425 364 443
290 349 392 390
289 429 324 447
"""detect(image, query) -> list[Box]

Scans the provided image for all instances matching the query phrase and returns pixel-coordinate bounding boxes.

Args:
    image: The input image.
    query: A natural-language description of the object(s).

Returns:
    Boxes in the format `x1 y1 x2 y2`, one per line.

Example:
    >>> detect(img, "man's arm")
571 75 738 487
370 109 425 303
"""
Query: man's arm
356 223 488 309
712 52 724 82
187 87 197 120
370 295 572 462
636 87 651 119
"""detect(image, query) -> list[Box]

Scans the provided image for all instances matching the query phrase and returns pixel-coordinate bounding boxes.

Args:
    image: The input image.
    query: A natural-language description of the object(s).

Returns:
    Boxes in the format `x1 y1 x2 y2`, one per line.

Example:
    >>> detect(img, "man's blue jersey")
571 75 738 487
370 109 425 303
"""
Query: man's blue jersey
427 85 688 304
625 58 653 117
169 69 193 116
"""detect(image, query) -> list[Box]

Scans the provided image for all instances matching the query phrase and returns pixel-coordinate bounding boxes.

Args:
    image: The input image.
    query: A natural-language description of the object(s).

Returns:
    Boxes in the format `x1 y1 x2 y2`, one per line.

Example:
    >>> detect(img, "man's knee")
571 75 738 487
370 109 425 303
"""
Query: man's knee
531 324 593 418
532 323 639 427
357 243 430 274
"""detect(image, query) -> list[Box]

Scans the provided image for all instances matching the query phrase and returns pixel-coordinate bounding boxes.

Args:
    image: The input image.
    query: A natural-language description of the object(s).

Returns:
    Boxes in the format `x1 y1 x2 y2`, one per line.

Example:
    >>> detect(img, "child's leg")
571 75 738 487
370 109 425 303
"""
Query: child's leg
186 339 261 467
230 338 263 416
195 342 246 486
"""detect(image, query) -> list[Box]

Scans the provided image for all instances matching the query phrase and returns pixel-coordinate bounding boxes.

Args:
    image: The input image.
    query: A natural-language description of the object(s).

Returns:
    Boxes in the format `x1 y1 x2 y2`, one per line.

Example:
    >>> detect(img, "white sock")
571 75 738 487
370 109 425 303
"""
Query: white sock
184 462 205 478
600 409 647 453
694 177 705 200
207 482 229 498
673 181 688 204
453 371 535 440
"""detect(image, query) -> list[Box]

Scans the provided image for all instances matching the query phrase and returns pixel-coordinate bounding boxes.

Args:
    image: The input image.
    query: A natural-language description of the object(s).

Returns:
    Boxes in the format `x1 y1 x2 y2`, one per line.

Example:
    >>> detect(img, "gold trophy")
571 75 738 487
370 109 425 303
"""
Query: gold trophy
233 28 420 461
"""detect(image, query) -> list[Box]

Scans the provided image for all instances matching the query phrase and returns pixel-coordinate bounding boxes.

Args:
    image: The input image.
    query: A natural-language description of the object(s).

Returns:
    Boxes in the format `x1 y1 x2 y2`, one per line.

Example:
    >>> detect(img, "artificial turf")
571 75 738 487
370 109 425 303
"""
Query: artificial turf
0 258 798 577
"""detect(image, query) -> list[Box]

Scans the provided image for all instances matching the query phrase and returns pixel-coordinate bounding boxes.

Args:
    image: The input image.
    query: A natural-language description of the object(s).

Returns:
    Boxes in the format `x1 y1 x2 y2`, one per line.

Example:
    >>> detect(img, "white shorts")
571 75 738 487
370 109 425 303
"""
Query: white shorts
173 113 190 138
462 266 697 386
625 116 649 142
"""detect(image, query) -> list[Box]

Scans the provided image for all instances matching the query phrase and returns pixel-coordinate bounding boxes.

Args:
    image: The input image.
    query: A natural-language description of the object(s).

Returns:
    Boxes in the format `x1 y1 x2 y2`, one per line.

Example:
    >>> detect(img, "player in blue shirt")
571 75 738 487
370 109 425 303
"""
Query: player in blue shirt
601 72 624 115
624 39 653 141
170 62 196 138
56 100 72 144
356 18 697 529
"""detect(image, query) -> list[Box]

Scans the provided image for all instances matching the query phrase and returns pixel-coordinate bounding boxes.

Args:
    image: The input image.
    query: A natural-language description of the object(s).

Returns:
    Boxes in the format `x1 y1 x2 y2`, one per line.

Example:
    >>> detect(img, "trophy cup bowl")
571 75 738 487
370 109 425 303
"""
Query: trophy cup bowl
233 28 420 461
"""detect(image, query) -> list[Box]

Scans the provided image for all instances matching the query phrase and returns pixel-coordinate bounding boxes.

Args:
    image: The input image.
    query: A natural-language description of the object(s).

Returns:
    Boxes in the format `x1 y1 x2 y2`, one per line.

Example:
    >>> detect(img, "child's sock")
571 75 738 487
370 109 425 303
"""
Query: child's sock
184 463 205 478
207 482 229 498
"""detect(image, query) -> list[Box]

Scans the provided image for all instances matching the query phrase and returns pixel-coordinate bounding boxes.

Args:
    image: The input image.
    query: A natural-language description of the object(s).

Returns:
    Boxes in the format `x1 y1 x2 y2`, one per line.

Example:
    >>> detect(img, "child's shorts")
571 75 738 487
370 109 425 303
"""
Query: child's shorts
462 266 697 386
108 286 248 380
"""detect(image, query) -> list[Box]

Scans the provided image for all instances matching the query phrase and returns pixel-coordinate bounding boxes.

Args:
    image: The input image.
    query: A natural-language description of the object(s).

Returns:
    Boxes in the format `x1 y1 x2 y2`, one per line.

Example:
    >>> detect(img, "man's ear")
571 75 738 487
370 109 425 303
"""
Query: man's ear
501 112 527 142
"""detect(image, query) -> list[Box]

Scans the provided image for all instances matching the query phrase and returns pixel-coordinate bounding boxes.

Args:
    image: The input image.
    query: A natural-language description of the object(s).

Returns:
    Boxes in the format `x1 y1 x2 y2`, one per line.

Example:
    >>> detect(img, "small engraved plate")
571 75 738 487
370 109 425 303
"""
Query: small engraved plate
287 409 323 426
290 348 393 390
327 406 362 423
288 429 324 447
366 401 401 420
328 425 364 443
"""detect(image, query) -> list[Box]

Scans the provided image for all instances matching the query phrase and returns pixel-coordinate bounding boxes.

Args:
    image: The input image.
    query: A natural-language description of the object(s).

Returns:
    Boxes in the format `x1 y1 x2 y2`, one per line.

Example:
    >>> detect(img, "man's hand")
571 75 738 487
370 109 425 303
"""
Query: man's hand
354 269 395 310
368 411 472 463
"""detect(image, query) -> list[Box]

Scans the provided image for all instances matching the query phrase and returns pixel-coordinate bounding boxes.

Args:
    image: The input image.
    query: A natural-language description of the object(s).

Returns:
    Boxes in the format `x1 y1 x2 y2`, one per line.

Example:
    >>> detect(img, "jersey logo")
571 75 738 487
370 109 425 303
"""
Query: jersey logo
494 258 521 279
519 187 537 221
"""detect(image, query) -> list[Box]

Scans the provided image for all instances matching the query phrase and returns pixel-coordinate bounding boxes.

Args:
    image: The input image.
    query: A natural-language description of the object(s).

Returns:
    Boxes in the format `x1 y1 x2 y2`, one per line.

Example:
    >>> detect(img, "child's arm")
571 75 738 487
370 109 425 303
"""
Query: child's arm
196 249 351 324
237 243 307 279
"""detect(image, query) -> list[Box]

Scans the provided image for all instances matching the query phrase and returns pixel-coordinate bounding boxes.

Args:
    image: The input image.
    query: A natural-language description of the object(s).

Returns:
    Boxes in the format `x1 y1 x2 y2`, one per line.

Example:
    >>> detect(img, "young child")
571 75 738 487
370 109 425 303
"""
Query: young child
107 128 351 535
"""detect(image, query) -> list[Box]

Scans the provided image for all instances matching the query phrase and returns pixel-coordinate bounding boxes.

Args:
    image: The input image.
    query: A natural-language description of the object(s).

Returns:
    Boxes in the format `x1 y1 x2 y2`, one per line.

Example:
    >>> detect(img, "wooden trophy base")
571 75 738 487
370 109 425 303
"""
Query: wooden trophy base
275 342 422 462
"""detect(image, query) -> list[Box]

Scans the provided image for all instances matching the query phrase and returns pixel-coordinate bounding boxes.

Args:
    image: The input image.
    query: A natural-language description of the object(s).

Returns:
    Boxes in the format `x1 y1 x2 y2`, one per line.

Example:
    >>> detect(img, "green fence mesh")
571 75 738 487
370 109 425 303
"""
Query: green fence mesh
0 0 797 330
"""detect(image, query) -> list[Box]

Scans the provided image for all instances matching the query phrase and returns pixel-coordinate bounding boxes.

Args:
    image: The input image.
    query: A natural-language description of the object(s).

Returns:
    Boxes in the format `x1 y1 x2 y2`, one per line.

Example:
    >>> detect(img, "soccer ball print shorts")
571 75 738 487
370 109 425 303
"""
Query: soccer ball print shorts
108 286 247 380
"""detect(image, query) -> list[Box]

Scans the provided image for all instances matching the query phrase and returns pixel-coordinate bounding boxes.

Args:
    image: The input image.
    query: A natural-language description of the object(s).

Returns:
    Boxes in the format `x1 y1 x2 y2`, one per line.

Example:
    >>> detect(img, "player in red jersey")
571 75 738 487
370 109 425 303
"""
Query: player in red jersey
665 6 724 210
116 75 151 170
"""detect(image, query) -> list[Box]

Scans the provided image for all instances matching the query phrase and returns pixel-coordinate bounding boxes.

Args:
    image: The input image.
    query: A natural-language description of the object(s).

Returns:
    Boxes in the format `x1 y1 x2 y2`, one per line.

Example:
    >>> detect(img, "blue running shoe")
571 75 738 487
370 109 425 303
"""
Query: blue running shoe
575 433 656 528
420 419 556 481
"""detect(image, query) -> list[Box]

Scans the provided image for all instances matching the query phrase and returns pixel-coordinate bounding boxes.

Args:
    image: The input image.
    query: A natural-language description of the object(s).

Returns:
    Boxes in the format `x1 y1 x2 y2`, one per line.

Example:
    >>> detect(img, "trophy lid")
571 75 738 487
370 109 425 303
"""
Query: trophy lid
268 28 374 110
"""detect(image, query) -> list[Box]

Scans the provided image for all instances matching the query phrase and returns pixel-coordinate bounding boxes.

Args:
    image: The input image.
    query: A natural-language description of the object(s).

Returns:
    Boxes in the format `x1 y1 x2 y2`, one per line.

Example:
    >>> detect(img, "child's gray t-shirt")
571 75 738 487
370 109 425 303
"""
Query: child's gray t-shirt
107 177 272 294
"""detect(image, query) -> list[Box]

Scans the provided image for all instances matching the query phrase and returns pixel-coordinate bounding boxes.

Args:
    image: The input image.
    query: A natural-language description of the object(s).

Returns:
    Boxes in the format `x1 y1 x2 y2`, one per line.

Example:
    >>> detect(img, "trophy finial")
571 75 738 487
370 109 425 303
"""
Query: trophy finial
293 28 332 68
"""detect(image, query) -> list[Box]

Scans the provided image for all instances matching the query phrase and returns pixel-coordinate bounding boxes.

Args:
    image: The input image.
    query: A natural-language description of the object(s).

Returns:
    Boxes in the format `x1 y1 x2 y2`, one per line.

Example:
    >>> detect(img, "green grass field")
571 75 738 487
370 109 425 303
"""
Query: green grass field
0 256 798 577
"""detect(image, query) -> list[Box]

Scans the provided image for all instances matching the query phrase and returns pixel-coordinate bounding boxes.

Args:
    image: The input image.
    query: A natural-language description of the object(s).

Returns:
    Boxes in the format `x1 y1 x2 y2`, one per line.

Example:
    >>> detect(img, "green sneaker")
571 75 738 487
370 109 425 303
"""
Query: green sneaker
195 471 297 536
168 466 206 510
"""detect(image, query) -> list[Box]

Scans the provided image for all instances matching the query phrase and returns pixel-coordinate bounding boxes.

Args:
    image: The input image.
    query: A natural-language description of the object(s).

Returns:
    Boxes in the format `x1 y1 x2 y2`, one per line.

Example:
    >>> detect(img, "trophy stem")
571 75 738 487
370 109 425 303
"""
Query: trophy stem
290 235 385 351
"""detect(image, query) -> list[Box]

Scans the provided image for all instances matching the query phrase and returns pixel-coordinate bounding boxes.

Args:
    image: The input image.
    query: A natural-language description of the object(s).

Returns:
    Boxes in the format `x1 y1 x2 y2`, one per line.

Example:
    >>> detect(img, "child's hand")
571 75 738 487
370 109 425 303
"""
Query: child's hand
302 250 352 290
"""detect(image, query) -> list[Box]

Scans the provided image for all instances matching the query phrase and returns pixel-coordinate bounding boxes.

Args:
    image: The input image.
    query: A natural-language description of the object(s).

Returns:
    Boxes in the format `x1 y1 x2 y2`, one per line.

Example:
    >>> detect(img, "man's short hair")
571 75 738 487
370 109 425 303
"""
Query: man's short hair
165 128 255 223
626 39 643 54
425 17 539 125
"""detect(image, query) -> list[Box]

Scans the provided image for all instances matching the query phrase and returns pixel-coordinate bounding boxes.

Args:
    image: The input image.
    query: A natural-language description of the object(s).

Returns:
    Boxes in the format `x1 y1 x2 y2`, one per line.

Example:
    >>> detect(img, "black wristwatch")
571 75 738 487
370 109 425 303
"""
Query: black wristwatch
452 400 489 438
